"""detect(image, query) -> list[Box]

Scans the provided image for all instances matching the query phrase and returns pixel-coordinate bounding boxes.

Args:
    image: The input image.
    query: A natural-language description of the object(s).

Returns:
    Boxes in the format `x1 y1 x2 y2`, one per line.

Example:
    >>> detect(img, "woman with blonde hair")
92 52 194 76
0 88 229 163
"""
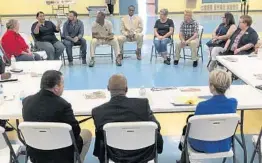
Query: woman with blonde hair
1 19 41 61
177 69 238 163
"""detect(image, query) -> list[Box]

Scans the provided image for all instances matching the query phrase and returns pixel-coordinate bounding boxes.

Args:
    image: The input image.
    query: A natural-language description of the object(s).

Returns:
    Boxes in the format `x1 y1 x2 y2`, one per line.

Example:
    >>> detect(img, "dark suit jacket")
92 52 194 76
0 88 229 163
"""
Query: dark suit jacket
22 89 83 163
92 96 163 163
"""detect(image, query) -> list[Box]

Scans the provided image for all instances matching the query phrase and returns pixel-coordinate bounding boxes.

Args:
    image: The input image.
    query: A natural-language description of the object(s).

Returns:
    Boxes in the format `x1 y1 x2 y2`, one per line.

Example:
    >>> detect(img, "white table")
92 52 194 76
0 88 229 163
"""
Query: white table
2 61 63 94
216 55 262 88
1 85 262 119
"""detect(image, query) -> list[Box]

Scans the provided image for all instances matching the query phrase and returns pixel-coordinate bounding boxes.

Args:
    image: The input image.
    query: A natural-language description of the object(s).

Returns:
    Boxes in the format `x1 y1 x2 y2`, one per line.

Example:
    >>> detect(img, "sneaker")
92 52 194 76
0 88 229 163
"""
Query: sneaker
89 60 95 67
82 59 87 65
174 60 179 65
164 60 170 65
116 59 122 66
68 62 73 66
193 61 198 67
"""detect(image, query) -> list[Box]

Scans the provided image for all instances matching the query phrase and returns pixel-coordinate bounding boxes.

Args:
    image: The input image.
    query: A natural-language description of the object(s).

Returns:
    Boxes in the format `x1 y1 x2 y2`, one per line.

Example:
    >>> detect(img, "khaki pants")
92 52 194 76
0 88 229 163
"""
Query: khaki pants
117 33 144 54
90 38 120 59
79 129 92 163
175 39 199 61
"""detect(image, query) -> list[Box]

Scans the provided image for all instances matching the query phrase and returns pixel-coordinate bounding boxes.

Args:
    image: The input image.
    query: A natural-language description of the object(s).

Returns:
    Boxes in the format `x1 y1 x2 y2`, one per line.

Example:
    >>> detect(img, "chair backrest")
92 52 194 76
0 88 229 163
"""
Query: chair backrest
0 126 7 150
103 122 158 150
188 113 240 141
19 122 73 150
0 41 11 65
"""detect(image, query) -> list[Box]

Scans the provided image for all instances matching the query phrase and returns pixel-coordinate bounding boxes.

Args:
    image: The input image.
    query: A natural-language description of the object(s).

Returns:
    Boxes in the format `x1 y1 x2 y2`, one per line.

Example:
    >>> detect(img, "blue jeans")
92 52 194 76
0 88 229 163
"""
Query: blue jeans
154 38 171 53
15 53 41 61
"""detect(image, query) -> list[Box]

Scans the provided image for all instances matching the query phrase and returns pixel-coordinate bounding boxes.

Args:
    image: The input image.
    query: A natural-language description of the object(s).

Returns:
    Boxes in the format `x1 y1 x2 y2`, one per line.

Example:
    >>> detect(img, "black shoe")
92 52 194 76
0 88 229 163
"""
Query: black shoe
68 62 73 66
174 60 179 65
167 57 171 62
5 126 14 132
82 59 87 65
164 60 170 65
193 61 198 67
89 60 95 67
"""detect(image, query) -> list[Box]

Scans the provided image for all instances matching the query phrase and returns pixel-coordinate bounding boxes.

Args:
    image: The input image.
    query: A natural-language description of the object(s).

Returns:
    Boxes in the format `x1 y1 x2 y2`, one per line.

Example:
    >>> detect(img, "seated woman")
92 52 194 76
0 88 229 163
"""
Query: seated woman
209 15 258 71
178 69 237 163
1 19 41 61
207 12 237 71
154 9 174 65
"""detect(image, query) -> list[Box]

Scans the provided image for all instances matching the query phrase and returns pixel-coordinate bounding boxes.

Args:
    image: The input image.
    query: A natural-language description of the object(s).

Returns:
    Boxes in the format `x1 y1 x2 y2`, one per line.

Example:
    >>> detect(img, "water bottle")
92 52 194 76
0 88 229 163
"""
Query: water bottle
19 90 26 101
139 86 147 97
11 55 16 70
0 84 4 105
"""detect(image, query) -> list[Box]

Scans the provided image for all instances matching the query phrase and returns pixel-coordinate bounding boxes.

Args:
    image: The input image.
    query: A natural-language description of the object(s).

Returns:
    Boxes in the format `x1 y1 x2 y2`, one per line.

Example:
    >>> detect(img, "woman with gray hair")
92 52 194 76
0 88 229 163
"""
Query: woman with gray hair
1 19 41 61
154 9 174 65
177 69 238 163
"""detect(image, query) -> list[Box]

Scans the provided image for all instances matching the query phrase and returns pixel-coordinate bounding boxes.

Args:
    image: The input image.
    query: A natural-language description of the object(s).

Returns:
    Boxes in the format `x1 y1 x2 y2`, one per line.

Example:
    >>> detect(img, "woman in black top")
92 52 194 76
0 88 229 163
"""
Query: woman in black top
154 9 174 65
208 12 237 71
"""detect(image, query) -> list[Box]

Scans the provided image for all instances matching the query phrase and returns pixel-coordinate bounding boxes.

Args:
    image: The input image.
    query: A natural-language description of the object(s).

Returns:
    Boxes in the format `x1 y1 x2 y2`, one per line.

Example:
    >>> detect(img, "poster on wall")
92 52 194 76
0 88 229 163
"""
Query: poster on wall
46 0 76 5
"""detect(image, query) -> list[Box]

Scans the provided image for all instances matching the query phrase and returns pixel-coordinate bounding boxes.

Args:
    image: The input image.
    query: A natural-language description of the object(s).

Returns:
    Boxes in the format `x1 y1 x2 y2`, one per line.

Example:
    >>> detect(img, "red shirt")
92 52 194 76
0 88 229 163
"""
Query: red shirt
1 30 29 59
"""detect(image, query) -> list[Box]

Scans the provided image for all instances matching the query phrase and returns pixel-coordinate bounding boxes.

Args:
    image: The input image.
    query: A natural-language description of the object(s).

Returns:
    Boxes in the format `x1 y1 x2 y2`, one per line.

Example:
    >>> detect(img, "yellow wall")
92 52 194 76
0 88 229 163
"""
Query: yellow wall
0 0 119 15
158 0 262 12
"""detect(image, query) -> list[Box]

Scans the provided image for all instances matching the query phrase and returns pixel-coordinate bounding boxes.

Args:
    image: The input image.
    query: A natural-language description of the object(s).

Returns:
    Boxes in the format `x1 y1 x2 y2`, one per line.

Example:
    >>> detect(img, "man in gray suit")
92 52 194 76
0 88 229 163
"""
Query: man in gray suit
62 11 87 65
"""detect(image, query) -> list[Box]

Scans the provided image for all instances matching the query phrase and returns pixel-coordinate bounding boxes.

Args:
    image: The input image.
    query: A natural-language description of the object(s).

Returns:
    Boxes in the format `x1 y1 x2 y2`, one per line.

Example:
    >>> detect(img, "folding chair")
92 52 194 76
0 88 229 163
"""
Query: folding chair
250 127 262 163
122 41 137 59
150 34 175 62
182 25 204 62
19 122 82 163
0 42 11 66
60 26 82 65
0 126 20 163
103 122 158 163
182 114 240 163
94 44 114 62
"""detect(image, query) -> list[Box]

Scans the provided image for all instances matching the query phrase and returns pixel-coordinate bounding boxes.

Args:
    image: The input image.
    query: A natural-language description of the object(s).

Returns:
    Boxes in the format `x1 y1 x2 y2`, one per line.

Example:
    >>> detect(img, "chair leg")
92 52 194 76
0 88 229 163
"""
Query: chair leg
232 136 236 163
183 48 186 60
150 46 154 62
111 46 113 63
201 45 204 62
222 158 227 163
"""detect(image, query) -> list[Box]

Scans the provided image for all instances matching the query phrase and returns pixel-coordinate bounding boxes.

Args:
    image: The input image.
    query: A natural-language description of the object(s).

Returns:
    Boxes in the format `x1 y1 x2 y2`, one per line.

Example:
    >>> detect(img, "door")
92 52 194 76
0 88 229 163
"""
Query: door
119 0 138 15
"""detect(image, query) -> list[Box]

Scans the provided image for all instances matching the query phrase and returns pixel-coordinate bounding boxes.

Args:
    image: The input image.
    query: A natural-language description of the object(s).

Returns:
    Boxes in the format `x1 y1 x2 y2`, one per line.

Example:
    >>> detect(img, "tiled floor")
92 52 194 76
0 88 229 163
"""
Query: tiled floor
1 12 261 163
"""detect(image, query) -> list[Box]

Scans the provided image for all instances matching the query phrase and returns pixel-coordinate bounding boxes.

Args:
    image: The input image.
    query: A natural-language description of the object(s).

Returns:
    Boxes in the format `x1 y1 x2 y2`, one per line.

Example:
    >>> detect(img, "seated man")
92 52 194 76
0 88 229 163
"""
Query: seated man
22 70 92 163
118 5 143 60
31 11 65 60
175 10 199 67
62 11 87 65
92 74 163 163
89 11 122 67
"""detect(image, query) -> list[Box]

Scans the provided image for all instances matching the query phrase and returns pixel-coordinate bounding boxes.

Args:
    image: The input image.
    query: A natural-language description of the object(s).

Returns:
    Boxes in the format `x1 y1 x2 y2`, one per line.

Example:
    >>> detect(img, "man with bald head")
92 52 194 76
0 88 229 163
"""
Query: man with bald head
89 11 122 67
92 74 163 163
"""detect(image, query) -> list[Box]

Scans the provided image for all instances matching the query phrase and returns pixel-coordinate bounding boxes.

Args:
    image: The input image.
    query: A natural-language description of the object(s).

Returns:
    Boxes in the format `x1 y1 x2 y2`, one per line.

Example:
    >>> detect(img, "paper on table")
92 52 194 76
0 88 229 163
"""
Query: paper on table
173 96 206 105
84 91 106 99
223 57 238 62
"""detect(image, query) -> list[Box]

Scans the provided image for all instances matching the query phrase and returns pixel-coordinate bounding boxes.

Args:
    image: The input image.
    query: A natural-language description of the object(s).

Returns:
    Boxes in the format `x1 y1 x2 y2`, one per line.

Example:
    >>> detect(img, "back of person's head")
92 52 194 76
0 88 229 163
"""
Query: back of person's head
108 74 128 97
224 12 235 26
240 15 253 27
40 70 64 96
6 19 18 30
209 69 232 95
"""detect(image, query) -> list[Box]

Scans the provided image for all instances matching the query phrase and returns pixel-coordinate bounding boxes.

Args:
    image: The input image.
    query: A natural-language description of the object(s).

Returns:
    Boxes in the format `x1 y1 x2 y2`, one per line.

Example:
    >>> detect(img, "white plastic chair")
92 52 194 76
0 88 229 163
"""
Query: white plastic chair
0 126 20 163
250 127 262 163
18 122 82 163
182 25 204 62
103 122 158 163
183 114 240 163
